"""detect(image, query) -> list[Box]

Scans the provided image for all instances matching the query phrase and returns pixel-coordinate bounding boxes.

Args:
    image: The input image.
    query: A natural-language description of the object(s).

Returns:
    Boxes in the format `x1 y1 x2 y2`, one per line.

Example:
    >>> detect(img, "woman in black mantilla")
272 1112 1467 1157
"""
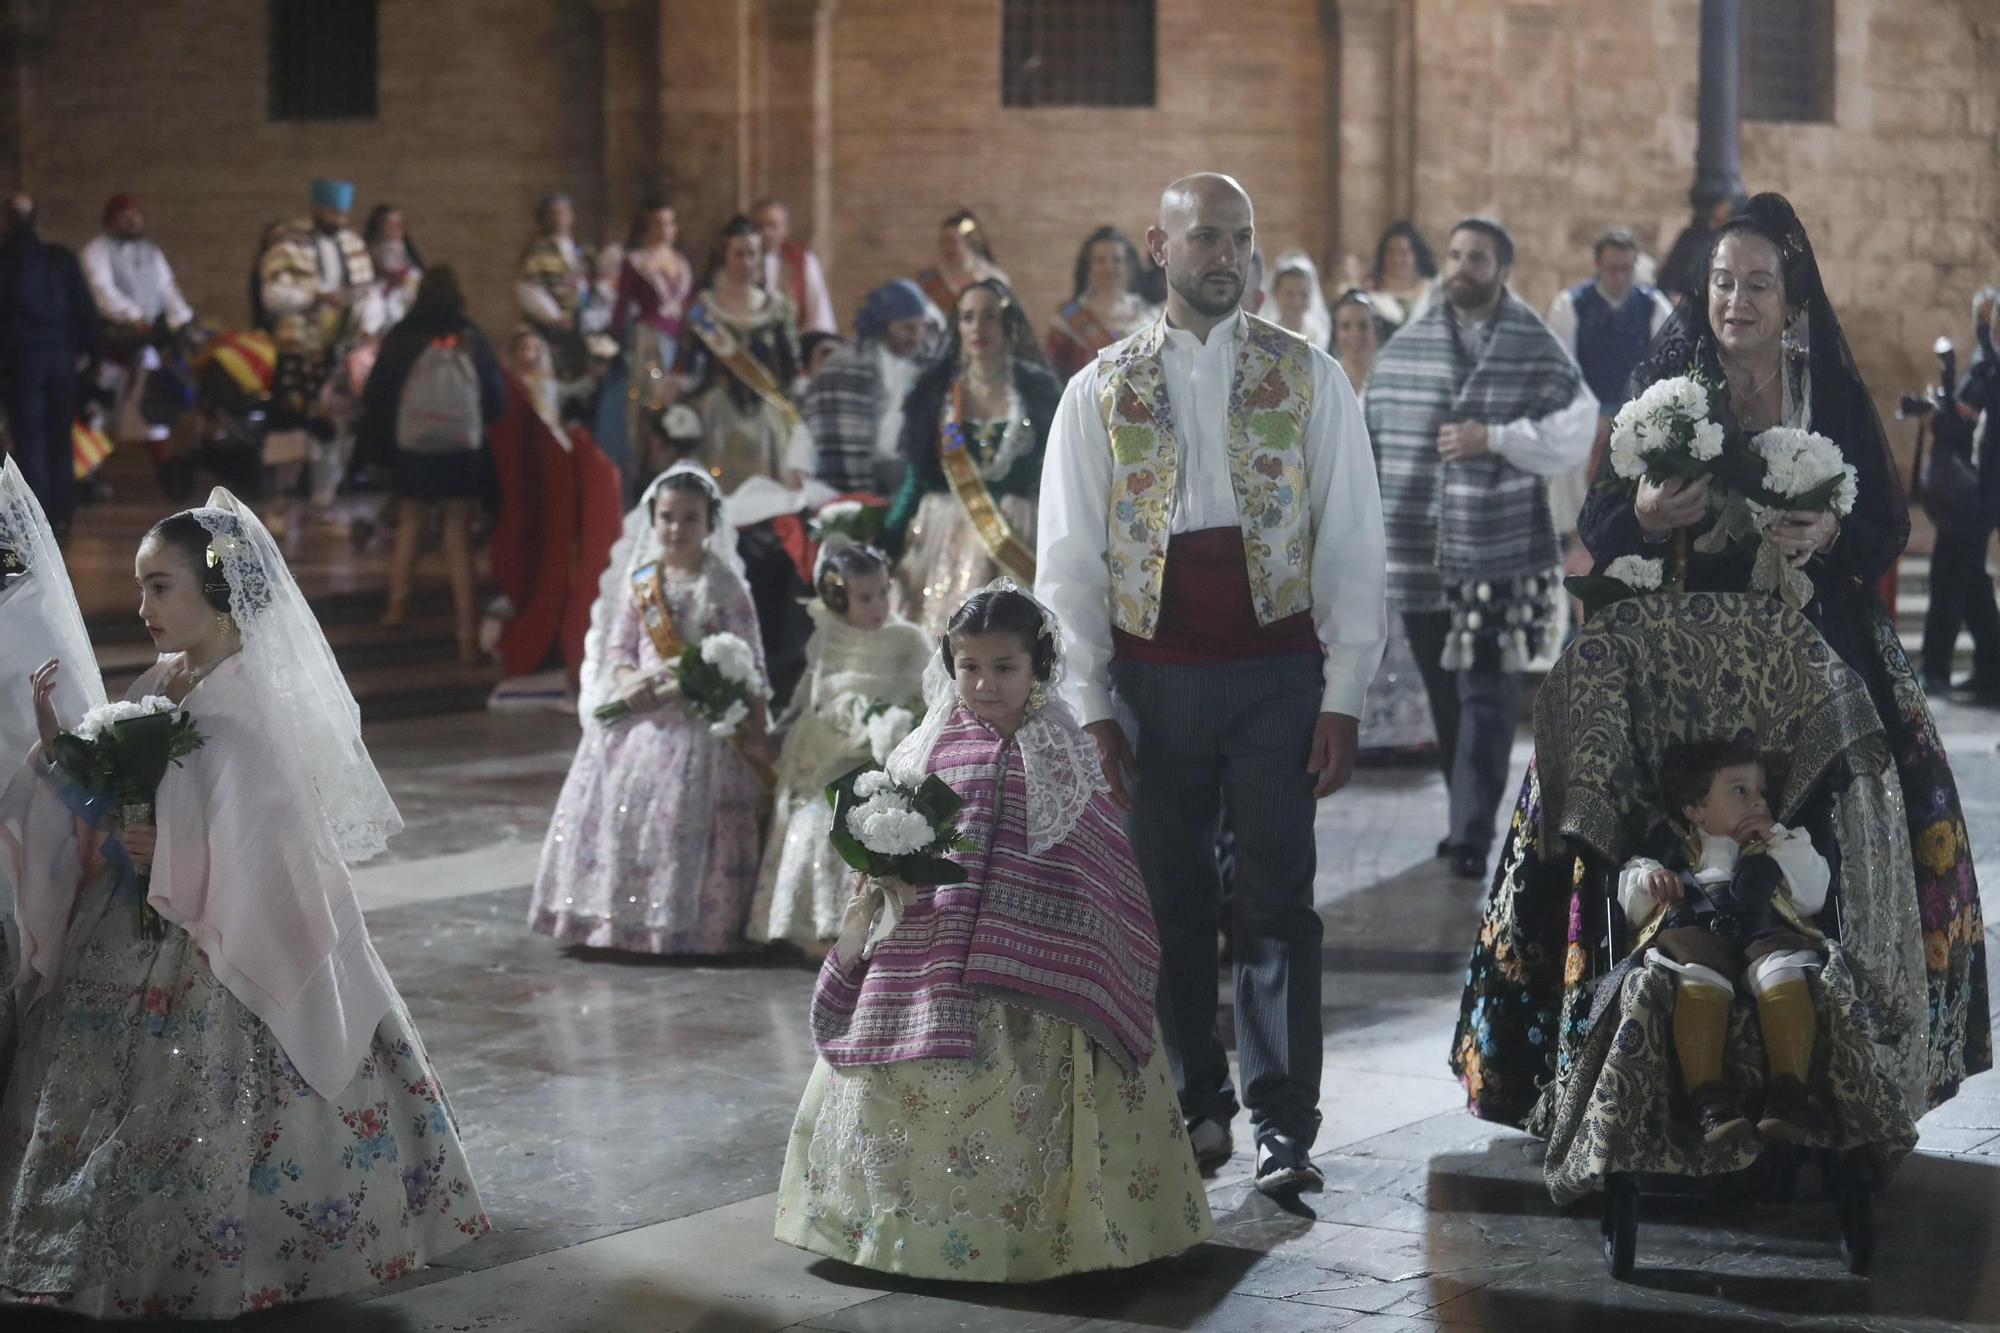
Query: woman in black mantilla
882 277 1059 639
1451 192 1990 1128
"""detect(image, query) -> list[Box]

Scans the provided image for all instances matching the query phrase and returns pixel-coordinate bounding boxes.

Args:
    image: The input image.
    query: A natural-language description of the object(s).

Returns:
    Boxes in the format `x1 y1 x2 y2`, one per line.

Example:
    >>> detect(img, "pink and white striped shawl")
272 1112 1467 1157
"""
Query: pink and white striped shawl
810 705 1161 1074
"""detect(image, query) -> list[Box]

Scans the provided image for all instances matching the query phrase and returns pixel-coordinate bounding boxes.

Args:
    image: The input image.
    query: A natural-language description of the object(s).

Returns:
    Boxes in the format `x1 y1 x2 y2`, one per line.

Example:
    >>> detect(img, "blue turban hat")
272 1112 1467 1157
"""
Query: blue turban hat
310 179 355 211
853 279 928 341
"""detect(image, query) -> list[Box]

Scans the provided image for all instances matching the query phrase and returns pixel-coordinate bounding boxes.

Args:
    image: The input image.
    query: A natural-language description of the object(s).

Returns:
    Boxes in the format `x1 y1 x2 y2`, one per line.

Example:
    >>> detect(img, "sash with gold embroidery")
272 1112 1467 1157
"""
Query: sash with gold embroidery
684 299 804 439
630 561 685 662
1056 303 1118 358
938 380 1036 584
915 267 957 316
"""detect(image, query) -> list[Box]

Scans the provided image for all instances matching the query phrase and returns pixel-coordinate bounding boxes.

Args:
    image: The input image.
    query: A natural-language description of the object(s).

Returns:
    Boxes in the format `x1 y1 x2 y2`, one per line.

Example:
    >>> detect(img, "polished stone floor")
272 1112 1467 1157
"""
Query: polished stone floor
15 689 1997 1332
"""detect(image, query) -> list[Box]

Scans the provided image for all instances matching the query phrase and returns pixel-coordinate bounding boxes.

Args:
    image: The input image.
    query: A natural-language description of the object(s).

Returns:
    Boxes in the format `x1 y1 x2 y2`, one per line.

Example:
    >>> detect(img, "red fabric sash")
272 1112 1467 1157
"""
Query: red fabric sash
1113 526 1321 665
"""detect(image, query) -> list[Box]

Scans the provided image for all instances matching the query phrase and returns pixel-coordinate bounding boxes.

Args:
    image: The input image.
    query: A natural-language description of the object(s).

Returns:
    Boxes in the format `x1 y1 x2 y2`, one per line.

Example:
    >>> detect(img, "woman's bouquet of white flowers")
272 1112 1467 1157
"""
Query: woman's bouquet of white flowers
1563 555 1666 625
51 695 206 940
862 701 918 765
825 764 972 887
1712 425 1857 610
1607 375 1726 487
809 499 886 547
594 631 768 737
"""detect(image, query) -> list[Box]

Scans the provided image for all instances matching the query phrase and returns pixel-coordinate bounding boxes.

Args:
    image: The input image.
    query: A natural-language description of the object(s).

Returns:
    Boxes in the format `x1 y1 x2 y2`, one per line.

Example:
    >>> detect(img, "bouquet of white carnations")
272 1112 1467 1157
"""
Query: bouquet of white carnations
825 765 972 888
1607 375 1726 488
1563 555 1665 626
862 701 918 765
1722 426 1858 609
809 499 887 547
50 696 206 941
594 631 768 736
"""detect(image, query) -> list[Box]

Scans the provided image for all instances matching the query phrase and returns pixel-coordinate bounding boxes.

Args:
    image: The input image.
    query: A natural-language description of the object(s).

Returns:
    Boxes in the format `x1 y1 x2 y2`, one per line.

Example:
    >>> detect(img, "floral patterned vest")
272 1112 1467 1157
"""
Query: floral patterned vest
1094 313 1317 638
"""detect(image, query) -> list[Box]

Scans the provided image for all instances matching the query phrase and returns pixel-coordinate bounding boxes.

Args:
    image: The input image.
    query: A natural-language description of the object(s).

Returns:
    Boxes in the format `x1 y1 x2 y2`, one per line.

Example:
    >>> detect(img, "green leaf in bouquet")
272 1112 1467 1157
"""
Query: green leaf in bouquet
911 774 965 823
899 852 969 887
49 732 98 783
1783 474 1847 513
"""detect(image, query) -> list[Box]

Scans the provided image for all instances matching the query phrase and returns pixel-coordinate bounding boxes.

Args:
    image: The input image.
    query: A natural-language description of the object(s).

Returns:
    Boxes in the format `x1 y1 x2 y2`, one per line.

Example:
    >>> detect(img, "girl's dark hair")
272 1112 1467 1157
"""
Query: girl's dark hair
147 511 241 614
1071 225 1141 301
942 208 995 264
940 589 1057 681
650 471 722 530
1371 220 1437 284
700 213 760 291
625 195 674 251
364 203 424 271
1658 735 1766 816
413 264 466 316
815 542 888 614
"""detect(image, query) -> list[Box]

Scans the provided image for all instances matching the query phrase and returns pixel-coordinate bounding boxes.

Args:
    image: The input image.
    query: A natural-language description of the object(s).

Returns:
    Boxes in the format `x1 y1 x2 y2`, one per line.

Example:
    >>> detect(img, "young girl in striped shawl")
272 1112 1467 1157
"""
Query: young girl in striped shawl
774 584 1214 1280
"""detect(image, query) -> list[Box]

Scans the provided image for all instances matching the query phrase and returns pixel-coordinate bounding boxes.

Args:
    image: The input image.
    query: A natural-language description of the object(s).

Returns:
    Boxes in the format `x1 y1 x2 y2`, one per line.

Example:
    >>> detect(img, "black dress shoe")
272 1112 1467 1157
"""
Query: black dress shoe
1436 838 1455 860
1919 670 1954 695
1449 848 1487 880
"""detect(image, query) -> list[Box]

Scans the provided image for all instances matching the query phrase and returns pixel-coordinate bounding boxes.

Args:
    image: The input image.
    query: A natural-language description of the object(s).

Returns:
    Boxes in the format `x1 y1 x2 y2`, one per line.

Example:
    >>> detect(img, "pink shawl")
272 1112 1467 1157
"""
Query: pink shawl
810 706 1161 1073
3 657 395 1099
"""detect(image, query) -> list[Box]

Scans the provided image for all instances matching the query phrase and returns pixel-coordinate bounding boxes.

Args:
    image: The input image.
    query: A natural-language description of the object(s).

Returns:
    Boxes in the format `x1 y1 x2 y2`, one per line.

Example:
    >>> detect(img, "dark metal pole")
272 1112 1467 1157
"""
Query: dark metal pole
1692 0 1744 209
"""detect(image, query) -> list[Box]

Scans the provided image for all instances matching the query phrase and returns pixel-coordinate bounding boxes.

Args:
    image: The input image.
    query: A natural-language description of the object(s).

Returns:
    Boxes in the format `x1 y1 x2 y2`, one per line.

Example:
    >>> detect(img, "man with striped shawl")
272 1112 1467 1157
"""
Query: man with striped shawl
1363 217 1598 883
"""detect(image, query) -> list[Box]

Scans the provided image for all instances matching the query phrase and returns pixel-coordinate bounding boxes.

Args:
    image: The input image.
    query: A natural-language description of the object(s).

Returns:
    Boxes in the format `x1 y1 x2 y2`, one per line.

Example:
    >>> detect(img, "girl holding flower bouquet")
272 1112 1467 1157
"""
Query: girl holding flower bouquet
1455 193 1990 1134
530 461 775 954
775 584 1213 1280
0 491 486 1319
745 540 929 947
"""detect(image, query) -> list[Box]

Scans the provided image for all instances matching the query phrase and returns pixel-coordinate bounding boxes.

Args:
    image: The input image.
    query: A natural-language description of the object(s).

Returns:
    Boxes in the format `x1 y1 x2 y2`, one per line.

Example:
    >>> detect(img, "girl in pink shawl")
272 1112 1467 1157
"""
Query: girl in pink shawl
0 491 486 1319
774 584 1213 1280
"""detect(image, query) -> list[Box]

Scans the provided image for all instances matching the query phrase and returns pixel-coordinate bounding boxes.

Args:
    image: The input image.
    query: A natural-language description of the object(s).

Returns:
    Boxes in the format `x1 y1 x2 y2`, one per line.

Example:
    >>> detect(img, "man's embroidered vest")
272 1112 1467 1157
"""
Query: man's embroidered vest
1095 313 1317 638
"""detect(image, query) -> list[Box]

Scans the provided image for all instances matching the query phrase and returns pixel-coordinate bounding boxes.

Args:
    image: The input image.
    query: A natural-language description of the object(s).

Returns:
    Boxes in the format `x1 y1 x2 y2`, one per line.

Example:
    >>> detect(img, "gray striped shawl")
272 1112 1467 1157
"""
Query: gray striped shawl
1364 291 1581 610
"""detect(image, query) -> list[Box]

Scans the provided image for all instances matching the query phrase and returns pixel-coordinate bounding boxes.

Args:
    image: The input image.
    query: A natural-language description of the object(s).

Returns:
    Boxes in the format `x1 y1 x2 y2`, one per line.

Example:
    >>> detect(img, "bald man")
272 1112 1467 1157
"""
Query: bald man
1037 173 1387 1195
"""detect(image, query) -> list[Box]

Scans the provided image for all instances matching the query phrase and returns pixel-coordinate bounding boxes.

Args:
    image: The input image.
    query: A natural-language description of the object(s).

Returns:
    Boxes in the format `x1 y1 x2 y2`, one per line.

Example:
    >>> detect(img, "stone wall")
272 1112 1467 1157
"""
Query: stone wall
2 0 1993 461
4 0 608 340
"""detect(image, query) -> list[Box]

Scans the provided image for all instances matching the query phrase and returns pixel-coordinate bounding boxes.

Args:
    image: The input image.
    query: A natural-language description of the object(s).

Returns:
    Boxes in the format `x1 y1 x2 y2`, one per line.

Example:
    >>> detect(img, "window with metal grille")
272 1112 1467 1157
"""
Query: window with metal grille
1002 0 1156 109
268 0 379 121
1740 0 1835 123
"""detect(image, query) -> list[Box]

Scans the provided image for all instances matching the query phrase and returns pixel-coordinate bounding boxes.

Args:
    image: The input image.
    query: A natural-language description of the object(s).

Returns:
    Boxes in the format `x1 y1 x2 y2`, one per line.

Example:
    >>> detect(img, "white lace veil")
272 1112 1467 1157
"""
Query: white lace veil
1263 249 1334 349
883 577 1106 853
192 488 402 862
0 457 106 737
577 462 742 717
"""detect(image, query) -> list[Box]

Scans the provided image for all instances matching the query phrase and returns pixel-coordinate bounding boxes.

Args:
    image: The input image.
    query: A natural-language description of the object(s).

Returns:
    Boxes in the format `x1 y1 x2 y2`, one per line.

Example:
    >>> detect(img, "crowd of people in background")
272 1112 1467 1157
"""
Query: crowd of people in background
2 175 1998 834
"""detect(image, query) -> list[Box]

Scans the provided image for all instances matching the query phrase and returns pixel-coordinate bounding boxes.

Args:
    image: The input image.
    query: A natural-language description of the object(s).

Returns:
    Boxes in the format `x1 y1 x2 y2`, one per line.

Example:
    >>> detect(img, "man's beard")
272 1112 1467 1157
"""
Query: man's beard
1446 275 1501 312
1170 266 1243 319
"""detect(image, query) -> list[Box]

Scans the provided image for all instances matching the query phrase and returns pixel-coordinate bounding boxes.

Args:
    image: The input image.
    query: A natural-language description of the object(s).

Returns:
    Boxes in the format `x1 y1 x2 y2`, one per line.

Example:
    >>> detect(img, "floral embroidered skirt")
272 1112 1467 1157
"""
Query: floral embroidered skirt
530 708 763 955
0 870 487 1320
895 492 1037 642
775 999 1213 1281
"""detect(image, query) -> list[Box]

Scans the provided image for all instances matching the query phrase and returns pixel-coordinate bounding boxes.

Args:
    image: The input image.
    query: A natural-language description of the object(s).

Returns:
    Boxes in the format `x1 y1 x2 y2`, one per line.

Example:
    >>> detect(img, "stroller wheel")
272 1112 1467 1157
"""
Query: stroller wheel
1839 1183 1875 1274
1602 1177 1638 1279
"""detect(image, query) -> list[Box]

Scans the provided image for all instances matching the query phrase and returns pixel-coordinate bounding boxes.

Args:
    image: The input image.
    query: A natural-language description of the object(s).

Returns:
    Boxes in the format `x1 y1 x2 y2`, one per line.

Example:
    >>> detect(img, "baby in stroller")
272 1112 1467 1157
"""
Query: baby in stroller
1618 737 1828 1145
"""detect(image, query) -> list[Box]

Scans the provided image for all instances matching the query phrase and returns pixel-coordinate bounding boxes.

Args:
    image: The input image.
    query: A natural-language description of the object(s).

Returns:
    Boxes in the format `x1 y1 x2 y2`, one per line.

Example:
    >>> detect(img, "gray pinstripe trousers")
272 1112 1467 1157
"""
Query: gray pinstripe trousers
1109 652 1324 1146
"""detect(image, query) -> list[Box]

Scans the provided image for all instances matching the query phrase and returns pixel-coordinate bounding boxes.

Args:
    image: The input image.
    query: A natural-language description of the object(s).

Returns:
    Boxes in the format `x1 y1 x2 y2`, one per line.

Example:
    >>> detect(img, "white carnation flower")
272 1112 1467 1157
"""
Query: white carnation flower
699 633 761 688
853 769 895 800
866 706 916 765
847 792 933 856
1604 555 1664 591
816 500 864 525
1689 420 1725 461
707 699 749 738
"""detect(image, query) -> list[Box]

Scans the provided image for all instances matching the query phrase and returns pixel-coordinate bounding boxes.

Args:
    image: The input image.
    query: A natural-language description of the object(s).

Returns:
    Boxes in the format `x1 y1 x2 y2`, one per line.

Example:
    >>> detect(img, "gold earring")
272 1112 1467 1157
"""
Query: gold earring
1028 682 1047 712
216 611 235 634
